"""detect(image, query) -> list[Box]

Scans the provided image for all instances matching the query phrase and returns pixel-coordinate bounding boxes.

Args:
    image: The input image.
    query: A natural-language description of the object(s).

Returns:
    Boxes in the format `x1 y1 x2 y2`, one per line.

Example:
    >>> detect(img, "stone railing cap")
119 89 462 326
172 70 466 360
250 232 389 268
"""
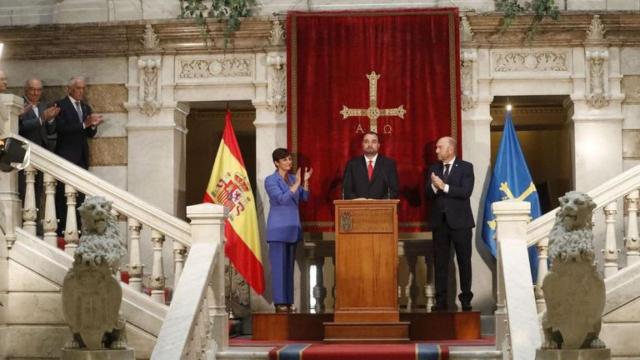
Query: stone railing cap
492 199 531 213
186 202 227 217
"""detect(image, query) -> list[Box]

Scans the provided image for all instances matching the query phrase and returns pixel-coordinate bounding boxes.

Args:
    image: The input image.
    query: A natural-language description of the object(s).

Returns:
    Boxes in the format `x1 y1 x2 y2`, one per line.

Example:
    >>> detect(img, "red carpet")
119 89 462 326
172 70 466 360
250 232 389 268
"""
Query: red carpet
230 336 495 347
269 343 448 360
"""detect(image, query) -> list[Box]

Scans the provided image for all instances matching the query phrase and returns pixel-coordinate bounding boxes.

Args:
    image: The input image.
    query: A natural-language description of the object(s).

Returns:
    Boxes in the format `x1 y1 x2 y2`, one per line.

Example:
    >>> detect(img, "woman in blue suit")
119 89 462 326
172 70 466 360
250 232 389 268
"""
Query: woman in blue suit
265 148 312 312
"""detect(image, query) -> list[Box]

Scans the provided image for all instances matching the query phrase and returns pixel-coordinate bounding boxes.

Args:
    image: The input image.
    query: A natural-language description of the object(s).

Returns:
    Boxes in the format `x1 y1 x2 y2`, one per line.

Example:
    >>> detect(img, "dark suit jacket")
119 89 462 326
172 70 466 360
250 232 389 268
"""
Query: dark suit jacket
342 154 399 199
426 158 475 230
19 98 55 148
53 96 97 169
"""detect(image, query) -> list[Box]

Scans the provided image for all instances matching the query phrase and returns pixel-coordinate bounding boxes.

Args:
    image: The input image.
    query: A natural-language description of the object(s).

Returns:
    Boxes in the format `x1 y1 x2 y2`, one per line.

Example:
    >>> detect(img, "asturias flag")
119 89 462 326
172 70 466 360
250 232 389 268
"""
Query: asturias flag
482 110 540 281
204 110 265 294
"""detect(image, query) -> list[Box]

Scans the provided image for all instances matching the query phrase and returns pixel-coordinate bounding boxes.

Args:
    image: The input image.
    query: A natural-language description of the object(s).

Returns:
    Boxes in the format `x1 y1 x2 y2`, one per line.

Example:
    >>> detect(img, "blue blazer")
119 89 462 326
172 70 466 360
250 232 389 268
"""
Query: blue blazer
265 171 309 243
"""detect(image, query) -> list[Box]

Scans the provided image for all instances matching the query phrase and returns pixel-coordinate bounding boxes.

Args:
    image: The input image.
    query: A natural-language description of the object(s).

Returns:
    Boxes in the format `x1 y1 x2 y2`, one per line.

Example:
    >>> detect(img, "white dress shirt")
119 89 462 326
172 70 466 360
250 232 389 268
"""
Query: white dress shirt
432 157 456 194
364 153 379 168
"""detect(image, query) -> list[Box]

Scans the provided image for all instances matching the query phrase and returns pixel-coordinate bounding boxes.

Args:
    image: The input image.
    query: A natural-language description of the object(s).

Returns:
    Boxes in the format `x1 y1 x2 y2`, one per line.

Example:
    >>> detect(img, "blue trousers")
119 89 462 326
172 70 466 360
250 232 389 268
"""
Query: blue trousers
269 242 296 305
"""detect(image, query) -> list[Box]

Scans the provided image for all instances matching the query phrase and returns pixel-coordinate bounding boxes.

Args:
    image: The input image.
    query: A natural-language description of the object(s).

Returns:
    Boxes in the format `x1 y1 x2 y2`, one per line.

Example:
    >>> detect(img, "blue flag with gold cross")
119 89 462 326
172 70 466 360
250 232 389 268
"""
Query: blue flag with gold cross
482 110 540 281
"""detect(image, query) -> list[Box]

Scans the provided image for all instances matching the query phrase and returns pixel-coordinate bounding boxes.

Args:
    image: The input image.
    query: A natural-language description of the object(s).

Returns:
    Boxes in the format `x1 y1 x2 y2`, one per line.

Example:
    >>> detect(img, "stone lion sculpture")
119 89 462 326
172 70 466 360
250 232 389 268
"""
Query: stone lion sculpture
541 191 606 350
62 196 128 350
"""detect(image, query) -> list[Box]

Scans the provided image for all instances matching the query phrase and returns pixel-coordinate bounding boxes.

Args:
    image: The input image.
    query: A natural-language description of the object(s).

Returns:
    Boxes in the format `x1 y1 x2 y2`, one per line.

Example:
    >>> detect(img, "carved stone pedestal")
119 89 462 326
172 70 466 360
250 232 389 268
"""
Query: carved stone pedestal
536 348 611 360
61 348 135 360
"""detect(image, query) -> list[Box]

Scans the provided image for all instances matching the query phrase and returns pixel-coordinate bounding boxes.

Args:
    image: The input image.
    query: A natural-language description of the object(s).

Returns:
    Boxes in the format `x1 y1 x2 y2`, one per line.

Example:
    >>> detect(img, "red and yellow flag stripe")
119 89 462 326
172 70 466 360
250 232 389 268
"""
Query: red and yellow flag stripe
204 110 264 294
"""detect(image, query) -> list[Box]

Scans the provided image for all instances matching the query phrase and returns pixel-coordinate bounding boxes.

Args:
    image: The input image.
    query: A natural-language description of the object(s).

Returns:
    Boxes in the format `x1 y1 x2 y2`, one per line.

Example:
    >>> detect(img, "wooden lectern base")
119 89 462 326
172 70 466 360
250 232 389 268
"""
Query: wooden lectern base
323 321 410 343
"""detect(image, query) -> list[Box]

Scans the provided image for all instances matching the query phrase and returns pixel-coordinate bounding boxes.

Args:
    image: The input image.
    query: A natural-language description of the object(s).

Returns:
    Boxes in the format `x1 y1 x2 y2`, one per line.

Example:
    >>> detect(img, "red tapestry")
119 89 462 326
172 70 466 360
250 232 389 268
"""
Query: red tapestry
287 9 461 232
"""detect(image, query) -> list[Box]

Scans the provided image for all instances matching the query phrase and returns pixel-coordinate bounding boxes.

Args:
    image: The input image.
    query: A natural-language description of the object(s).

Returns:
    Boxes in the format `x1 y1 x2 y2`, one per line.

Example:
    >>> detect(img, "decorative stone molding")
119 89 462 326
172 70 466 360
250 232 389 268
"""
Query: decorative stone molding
176 56 254 81
137 57 161 116
492 50 570 73
142 23 160 50
585 14 606 46
269 19 285 47
461 49 477 111
460 15 474 43
585 50 610 109
266 54 286 114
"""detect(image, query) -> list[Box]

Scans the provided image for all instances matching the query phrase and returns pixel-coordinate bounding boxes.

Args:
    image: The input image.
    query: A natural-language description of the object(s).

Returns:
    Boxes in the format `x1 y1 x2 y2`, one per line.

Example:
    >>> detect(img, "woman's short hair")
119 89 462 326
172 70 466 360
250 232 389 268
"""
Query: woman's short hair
272 148 290 163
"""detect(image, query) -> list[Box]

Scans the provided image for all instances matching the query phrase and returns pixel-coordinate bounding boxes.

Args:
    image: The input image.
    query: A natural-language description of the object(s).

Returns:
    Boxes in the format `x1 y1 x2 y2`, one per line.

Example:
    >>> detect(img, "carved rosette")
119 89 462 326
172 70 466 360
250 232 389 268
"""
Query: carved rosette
586 50 609 109
137 58 161 117
267 54 286 114
461 49 477 111
269 19 285 46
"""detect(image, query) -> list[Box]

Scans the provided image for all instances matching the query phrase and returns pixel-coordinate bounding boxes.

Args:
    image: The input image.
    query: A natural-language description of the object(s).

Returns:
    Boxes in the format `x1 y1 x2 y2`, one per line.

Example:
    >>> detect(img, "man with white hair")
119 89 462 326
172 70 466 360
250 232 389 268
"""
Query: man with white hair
53 76 103 168
53 76 103 236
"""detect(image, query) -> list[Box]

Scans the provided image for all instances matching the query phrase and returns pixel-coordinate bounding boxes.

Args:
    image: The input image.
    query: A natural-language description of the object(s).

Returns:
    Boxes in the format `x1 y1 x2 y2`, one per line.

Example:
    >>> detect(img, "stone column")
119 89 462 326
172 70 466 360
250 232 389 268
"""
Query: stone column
573 15 624 192
461 43 495 315
252 41 287 311
126 54 188 287
0 93 22 359
0 94 23 249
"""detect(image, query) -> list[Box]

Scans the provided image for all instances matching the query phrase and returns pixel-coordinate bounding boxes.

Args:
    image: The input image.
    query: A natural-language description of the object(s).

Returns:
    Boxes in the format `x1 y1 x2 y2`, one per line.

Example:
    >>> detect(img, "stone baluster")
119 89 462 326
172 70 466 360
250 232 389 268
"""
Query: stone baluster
313 257 326 313
534 237 549 313
603 201 620 277
425 252 435 312
495 236 508 349
625 190 640 265
150 229 166 303
21 165 38 235
64 184 80 255
42 173 58 247
405 254 418 312
127 218 143 292
173 242 187 289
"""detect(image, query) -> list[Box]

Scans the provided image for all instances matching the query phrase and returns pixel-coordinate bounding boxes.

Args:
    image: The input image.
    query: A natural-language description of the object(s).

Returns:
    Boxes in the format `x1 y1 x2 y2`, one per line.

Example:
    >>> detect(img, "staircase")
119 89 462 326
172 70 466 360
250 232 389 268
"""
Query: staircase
495 162 640 359
0 93 226 359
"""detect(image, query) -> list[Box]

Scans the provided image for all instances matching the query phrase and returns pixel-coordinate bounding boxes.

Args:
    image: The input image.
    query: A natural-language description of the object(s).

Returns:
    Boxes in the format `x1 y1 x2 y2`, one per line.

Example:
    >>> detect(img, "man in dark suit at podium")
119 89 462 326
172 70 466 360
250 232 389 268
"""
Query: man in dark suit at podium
342 131 399 199
426 136 475 312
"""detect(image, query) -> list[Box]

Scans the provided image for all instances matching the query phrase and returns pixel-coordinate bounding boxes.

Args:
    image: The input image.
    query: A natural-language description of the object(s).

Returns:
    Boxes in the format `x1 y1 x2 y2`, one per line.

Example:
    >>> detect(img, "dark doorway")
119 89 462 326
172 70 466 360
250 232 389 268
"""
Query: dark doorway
186 101 256 209
490 95 574 212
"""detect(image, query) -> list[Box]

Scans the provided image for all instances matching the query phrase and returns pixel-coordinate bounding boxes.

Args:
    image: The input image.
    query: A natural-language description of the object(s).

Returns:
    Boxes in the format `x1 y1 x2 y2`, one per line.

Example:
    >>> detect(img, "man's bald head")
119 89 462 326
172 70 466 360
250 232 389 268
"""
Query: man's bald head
435 136 457 162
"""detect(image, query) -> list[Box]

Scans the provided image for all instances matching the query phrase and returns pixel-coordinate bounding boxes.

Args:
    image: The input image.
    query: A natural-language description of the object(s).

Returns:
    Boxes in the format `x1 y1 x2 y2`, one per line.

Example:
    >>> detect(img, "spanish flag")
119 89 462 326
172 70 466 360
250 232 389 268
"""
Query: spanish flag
204 110 265 294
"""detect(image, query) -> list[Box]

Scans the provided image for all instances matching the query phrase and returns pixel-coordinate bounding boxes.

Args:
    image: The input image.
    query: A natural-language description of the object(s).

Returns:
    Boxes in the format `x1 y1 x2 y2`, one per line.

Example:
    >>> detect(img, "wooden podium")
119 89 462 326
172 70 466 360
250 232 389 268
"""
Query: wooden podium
324 200 409 343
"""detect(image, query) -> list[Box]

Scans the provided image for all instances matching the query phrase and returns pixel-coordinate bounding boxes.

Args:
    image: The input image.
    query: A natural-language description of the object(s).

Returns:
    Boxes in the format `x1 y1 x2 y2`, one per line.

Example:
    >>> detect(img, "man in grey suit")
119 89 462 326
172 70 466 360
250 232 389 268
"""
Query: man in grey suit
18 78 60 233
19 78 59 149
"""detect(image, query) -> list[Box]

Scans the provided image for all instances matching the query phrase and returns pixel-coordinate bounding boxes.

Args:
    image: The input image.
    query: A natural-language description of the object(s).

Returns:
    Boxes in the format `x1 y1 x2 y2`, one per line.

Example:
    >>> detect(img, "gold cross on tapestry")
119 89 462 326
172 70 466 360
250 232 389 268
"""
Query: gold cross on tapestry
340 71 407 134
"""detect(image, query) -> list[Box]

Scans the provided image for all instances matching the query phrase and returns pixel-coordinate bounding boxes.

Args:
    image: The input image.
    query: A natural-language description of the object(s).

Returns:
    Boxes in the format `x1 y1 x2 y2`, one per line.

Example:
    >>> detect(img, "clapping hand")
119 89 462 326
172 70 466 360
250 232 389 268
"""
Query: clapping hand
303 167 313 181
21 103 33 116
43 104 60 122
431 172 445 191
84 113 104 128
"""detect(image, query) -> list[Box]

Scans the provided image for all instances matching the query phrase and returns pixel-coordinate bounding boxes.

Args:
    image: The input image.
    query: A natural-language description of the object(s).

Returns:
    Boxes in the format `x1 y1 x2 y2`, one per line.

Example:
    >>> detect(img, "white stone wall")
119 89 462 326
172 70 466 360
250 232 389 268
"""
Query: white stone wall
4 0 640 27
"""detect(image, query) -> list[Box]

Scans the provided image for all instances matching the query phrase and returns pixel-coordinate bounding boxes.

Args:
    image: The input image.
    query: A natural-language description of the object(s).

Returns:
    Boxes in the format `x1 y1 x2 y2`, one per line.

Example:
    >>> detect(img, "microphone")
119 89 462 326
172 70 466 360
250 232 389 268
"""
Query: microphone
381 164 391 200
